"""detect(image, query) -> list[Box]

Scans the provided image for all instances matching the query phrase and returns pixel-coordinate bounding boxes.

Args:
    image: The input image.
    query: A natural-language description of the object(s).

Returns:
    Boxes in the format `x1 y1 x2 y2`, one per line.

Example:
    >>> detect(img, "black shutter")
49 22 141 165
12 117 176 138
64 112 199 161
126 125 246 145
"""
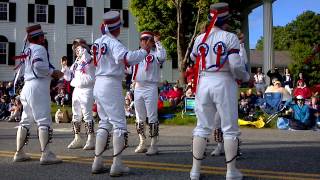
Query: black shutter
67 6 73 24
9 3 16 22
123 10 129 27
110 0 122 9
35 0 48 5
28 4 34 23
48 5 55 23
86 7 92 25
67 44 74 66
8 42 15 66
104 8 110 13
74 0 86 7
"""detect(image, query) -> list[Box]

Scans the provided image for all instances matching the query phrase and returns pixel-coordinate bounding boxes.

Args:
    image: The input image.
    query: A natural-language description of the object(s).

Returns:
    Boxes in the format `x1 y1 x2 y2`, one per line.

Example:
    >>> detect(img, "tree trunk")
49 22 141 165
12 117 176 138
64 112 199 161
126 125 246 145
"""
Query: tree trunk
176 0 186 84
182 8 201 66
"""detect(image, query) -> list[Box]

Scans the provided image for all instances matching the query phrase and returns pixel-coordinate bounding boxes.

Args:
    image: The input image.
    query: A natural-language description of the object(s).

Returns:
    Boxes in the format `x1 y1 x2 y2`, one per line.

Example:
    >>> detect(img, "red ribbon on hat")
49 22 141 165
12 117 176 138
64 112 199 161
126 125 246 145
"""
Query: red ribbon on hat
193 10 218 93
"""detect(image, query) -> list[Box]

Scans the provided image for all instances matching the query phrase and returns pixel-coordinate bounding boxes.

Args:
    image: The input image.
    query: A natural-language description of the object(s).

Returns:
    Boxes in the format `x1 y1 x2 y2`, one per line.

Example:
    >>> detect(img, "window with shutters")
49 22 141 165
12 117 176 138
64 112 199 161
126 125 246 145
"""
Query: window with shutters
0 3 8 21
74 7 86 24
35 4 48 23
0 42 8 65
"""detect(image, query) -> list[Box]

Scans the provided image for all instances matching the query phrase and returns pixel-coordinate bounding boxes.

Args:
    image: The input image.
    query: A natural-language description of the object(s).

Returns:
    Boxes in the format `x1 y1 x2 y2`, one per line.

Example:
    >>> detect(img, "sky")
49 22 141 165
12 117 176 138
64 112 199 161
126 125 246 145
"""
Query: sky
248 0 320 49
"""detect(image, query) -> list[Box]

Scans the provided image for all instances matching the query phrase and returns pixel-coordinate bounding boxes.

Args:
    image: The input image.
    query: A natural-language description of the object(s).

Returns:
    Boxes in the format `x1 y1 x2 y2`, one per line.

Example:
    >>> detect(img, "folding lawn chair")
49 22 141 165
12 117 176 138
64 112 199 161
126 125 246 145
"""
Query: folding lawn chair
260 92 285 124
181 97 196 118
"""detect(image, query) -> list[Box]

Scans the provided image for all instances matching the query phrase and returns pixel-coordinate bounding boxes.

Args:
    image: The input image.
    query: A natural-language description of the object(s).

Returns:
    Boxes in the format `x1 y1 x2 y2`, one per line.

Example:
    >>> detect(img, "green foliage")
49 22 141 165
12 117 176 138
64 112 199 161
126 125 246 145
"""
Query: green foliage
256 11 320 85
129 0 235 66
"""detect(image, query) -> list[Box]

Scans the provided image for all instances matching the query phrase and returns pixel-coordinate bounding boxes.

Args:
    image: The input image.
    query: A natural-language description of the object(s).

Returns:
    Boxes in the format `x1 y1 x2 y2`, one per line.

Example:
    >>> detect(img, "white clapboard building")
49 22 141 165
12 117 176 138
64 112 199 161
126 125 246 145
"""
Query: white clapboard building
0 0 175 82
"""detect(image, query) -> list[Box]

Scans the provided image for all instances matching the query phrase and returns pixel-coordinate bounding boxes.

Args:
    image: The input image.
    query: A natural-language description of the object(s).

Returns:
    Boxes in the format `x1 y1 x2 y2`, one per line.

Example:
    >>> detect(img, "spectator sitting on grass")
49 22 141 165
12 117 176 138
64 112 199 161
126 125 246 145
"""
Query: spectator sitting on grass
239 92 250 116
0 95 9 121
54 88 69 106
293 79 312 99
265 80 291 102
255 91 264 107
185 85 195 98
161 80 171 92
5 82 15 98
167 85 183 107
7 96 22 122
125 98 135 118
284 95 313 130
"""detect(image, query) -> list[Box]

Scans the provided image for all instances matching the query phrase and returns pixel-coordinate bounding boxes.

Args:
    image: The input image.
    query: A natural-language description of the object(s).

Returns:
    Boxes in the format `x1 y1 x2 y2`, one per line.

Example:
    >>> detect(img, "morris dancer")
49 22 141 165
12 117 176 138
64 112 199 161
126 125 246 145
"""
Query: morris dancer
189 3 249 180
91 11 152 176
67 38 95 150
13 24 63 165
133 31 166 155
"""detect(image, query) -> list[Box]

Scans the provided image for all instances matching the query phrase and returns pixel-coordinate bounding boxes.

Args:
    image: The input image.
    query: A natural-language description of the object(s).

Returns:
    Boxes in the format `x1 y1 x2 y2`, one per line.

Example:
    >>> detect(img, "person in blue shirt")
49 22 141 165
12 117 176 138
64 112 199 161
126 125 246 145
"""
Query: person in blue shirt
285 95 312 130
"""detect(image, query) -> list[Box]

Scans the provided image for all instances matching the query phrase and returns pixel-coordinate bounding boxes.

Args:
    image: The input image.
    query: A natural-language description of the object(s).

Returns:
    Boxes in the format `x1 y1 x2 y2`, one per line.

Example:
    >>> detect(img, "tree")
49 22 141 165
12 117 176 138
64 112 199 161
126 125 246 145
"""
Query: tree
255 11 320 85
129 0 217 83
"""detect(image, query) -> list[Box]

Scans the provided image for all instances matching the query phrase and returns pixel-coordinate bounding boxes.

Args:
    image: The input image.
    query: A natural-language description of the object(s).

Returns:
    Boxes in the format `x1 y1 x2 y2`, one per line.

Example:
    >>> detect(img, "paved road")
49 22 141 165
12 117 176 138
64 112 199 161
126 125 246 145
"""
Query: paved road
0 121 320 180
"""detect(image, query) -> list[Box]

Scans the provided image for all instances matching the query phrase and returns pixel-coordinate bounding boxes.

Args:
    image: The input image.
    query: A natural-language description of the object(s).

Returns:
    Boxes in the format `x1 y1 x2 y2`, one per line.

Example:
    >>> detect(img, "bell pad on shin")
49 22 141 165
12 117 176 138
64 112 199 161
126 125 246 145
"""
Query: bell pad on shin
84 121 94 134
148 122 159 138
136 122 146 138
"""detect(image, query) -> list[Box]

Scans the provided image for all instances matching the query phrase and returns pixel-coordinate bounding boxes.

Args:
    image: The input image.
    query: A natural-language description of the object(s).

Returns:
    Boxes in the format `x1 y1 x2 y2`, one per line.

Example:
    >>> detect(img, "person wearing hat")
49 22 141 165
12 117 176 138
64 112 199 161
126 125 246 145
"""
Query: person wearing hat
13 24 63 165
189 2 249 180
284 95 312 130
133 31 166 155
67 38 96 150
91 11 153 176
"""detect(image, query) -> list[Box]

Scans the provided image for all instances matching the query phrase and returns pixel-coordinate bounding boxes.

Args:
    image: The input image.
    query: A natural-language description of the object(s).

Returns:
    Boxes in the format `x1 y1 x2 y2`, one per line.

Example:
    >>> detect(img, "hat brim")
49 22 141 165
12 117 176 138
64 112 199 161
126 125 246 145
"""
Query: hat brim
29 32 47 38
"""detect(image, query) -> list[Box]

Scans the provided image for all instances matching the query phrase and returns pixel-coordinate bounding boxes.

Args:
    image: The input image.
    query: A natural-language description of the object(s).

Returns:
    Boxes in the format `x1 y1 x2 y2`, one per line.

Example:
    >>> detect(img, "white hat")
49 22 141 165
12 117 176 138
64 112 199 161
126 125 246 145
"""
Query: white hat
209 2 231 22
140 31 154 39
103 11 121 32
296 95 305 100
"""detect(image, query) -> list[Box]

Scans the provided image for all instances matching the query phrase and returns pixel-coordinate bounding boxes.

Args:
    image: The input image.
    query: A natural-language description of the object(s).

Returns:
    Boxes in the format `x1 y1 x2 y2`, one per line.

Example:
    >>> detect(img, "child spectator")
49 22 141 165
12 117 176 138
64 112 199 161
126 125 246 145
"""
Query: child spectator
167 85 183 107
185 85 195 98
7 97 22 122
293 80 312 99
239 92 250 116
0 95 9 121
54 88 69 106
124 98 135 118
255 91 264 107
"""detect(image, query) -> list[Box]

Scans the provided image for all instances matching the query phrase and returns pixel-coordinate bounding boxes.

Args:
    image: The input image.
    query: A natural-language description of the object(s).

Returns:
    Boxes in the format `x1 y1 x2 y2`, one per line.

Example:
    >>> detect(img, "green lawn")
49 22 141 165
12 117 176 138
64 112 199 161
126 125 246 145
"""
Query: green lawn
50 92 276 128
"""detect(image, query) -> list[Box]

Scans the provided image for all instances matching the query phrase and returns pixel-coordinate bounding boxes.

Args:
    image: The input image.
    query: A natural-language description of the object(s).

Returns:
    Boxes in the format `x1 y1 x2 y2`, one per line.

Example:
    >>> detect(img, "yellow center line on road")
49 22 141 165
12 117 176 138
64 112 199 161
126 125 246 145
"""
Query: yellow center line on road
0 150 319 180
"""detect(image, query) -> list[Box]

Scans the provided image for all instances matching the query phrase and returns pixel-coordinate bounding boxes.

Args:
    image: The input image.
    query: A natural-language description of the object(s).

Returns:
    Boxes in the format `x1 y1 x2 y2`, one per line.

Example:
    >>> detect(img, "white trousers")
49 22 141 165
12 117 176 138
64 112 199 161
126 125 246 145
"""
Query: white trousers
72 87 94 122
19 79 52 129
134 82 158 124
193 72 240 138
94 76 126 131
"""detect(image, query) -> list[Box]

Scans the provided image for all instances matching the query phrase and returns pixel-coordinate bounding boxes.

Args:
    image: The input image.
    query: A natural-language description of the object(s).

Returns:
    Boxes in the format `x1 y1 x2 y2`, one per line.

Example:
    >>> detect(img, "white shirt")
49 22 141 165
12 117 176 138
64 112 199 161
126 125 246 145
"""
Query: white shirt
254 73 265 84
190 27 249 81
61 65 71 81
22 43 54 81
94 34 148 78
70 47 95 88
133 41 166 83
